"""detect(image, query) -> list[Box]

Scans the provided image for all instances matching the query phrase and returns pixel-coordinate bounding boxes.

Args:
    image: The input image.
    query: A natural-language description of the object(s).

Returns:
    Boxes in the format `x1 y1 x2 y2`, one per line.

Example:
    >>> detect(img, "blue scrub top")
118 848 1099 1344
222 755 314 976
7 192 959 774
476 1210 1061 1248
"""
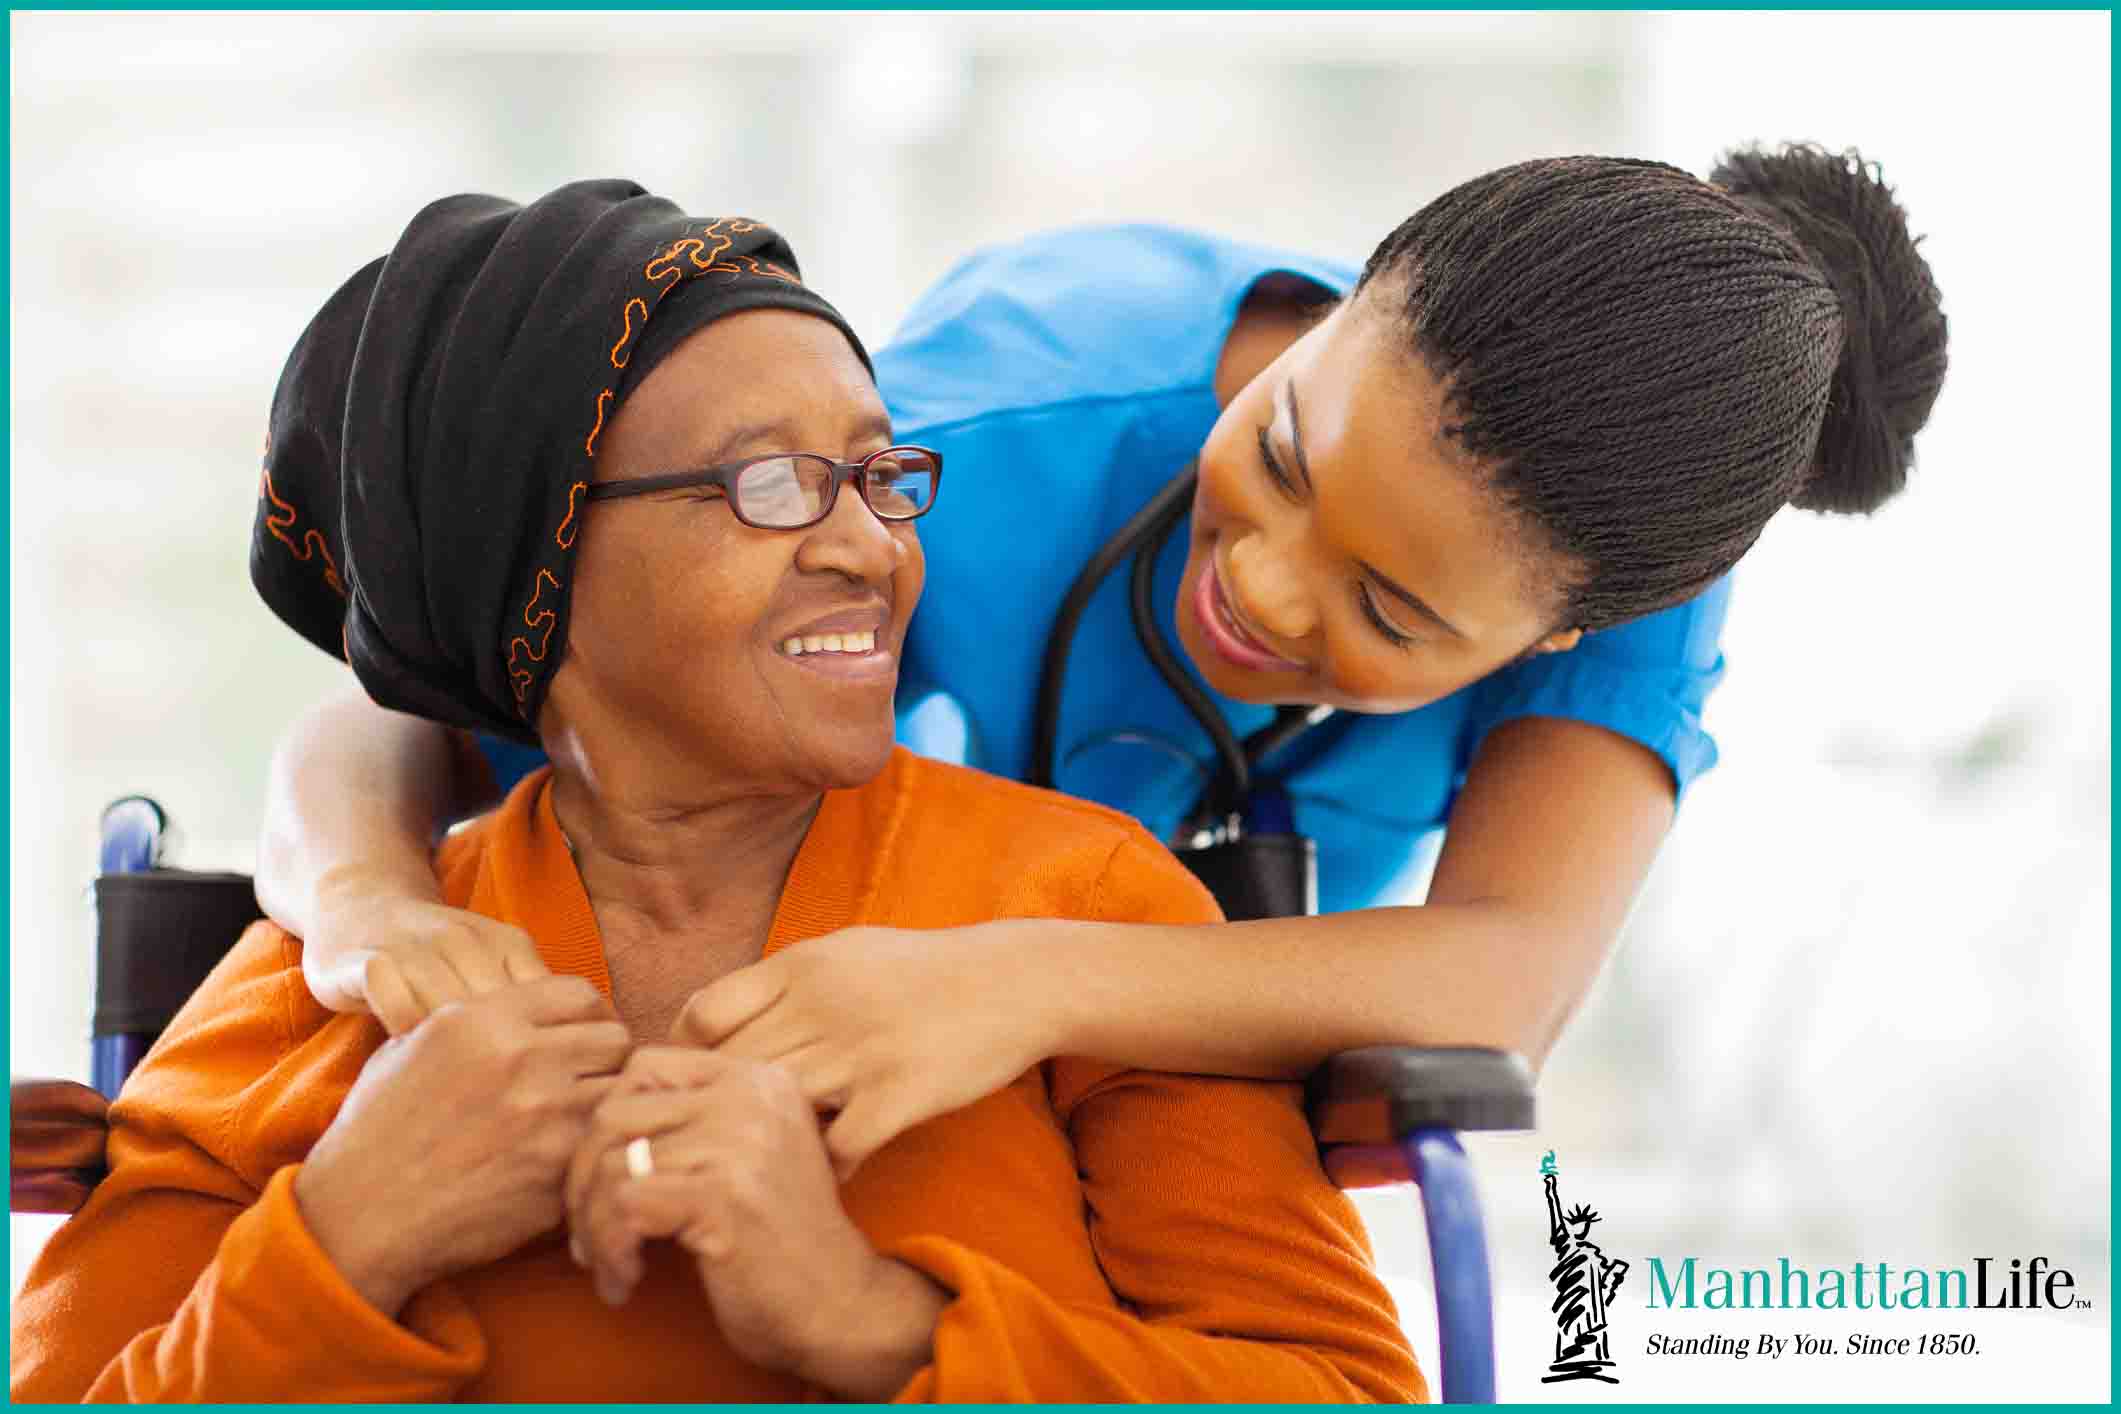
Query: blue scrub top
482 224 1729 912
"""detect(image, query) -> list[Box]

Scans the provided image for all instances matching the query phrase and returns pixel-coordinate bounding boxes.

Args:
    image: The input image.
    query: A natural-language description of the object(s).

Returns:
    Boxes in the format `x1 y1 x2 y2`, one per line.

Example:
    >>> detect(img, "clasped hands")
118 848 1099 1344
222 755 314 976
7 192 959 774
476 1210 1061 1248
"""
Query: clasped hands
292 967 945 1398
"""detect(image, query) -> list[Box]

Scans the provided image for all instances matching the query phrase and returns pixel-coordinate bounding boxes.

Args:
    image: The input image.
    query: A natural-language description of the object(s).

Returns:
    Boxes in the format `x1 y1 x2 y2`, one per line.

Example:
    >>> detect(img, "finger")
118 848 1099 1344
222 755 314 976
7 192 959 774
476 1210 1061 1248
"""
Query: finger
502 973 616 1027
566 1072 621 1118
564 1087 711 1220
392 947 473 1025
580 1174 715 1305
752 1041 851 1112
670 961 786 1047
617 1175 726 1257
305 947 370 1015
358 954 427 1037
823 1096 905 1183
576 1165 649 1306
538 1020 635 1079
618 1044 732 1093
487 923 550 986
432 925 518 998
705 1005 812 1065
576 1136 716 1295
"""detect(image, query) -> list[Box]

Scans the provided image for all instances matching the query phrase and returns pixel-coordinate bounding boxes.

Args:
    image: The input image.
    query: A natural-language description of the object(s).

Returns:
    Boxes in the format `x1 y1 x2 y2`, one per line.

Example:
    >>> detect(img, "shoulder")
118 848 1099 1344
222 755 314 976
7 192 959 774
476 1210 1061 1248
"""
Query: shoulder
119 920 311 1101
883 745 1156 852
877 749 1222 927
109 919 376 1189
1463 575 1735 798
876 223 1358 435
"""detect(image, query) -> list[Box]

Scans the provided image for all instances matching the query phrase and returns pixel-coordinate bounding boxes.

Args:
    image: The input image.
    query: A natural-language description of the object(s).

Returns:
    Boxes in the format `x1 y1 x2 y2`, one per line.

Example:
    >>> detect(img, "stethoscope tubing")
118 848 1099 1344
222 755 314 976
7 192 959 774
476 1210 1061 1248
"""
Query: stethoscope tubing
1034 464 1332 831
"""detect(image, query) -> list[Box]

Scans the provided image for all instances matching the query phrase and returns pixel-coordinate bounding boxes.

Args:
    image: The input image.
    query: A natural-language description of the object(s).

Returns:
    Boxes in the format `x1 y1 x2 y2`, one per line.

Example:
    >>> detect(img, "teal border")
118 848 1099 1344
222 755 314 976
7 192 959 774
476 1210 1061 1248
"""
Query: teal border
4 9 2114 1409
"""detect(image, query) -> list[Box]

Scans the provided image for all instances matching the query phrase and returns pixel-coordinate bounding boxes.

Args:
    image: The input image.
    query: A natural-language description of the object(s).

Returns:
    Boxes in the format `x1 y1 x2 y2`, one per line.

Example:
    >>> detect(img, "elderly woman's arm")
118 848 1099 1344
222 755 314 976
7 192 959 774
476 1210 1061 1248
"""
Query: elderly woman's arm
256 685 545 1033
869 1068 1423 1402
9 928 625 1403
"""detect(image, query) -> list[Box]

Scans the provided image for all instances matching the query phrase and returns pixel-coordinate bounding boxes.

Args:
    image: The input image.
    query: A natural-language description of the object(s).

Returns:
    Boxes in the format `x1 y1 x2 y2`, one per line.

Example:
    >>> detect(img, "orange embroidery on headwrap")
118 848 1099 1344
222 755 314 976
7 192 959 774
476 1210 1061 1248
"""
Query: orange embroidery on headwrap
610 297 652 369
505 568 563 705
585 388 614 456
260 465 346 598
645 219 797 287
721 254 798 285
556 482 587 549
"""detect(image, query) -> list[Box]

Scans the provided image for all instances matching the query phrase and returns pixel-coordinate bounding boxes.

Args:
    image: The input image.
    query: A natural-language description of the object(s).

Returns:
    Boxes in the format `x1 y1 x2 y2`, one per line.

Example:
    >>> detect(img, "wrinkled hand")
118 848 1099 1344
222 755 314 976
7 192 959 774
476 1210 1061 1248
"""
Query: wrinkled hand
565 1047 942 1396
671 923 1060 1177
305 882 550 1036
295 976 630 1316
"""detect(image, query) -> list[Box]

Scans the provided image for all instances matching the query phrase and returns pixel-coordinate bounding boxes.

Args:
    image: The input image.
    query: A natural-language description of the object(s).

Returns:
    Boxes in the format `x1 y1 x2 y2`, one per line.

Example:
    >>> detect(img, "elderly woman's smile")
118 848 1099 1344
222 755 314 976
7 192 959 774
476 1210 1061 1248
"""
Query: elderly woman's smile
548 307 925 797
770 598 894 680
777 610 888 670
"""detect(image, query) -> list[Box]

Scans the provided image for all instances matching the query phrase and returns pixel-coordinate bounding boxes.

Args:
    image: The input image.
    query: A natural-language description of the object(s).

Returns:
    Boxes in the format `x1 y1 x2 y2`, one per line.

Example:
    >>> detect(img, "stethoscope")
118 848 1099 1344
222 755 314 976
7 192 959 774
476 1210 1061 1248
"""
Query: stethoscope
1031 465 1336 913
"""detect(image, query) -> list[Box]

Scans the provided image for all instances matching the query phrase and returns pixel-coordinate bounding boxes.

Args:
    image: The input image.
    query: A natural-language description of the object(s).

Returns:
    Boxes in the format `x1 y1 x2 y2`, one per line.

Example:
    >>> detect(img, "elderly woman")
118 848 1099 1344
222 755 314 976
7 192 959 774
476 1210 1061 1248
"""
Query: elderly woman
9 184 1423 1403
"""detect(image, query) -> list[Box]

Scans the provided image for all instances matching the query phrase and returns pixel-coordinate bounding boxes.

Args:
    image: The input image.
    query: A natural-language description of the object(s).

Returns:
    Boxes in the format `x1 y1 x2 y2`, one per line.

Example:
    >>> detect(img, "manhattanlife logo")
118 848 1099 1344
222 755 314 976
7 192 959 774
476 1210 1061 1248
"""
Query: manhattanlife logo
1645 1256 2087 1312
1531 1156 2093 1379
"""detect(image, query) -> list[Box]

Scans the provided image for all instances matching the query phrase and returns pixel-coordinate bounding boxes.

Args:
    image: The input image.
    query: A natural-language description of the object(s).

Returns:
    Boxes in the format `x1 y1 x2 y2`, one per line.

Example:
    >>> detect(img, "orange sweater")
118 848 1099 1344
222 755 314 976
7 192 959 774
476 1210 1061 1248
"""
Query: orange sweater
12 750 1424 1403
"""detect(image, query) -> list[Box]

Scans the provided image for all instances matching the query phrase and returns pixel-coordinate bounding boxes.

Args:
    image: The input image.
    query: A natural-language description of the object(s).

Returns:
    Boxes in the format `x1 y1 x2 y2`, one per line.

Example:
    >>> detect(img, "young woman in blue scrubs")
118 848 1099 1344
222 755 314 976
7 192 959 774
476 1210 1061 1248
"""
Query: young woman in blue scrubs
256 144 1947 1172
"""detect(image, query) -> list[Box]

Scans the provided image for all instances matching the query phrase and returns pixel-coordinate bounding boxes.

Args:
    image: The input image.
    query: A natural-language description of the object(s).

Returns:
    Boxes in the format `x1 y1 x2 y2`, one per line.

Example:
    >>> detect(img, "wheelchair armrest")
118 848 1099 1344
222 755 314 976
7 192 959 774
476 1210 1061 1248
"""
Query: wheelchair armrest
1308 1046 1535 1189
11 1077 110 1214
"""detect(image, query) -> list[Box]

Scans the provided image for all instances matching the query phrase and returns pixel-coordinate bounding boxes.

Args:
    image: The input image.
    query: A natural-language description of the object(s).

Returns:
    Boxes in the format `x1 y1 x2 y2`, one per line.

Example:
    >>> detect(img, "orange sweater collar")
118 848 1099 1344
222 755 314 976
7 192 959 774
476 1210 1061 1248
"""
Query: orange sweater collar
460 757 908 998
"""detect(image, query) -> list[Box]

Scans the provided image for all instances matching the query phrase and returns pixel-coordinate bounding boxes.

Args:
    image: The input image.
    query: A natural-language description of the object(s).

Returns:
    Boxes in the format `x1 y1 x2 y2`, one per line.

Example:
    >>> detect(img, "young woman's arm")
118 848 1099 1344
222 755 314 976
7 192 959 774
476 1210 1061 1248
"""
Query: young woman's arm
255 686 543 1033
687 715 1672 1172
1062 714 1675 1075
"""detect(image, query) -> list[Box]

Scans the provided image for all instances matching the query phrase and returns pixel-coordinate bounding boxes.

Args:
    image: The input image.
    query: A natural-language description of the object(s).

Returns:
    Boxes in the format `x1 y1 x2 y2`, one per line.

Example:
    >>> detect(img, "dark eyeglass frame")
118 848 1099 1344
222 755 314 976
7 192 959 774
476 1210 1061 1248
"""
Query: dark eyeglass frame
583 444 943 530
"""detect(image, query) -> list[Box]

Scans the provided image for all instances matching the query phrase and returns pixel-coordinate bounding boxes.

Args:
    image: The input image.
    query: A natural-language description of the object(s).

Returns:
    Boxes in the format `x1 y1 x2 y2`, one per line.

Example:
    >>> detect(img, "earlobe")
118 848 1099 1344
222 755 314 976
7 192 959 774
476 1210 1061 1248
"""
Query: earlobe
1536 628 1583 655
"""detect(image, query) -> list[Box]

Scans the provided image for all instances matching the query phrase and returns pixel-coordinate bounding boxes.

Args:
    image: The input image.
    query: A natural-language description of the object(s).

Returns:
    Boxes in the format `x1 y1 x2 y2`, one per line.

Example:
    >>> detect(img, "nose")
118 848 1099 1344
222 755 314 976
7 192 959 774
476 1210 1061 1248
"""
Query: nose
1224 530 1318 643
794 476 908 585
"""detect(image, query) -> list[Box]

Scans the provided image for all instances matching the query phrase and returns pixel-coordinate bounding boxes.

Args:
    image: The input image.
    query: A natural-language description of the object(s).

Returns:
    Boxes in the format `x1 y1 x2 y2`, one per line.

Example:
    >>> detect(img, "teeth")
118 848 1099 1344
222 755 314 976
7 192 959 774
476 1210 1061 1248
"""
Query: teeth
781 629 878 656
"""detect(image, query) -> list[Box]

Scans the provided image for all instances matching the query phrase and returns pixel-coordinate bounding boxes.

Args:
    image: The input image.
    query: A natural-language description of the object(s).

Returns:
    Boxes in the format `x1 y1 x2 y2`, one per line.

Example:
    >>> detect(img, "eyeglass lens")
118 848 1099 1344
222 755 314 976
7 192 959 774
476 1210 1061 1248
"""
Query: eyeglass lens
733 450 939 527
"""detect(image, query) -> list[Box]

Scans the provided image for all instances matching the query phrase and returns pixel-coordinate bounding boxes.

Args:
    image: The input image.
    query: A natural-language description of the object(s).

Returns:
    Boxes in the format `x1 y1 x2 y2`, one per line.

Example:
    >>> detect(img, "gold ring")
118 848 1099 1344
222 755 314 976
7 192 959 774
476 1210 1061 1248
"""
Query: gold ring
625 1135 655 1180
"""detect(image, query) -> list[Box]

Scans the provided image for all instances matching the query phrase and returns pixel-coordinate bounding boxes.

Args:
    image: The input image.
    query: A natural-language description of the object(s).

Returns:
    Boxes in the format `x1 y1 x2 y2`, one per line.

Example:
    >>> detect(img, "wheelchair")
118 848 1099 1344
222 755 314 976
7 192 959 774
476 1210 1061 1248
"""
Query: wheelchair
11 796 1536 1404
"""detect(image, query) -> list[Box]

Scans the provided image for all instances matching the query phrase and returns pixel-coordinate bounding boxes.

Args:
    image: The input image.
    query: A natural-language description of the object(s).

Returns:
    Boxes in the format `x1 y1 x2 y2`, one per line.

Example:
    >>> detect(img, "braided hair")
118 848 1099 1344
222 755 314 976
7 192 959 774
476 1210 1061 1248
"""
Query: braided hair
1356 143 1949 632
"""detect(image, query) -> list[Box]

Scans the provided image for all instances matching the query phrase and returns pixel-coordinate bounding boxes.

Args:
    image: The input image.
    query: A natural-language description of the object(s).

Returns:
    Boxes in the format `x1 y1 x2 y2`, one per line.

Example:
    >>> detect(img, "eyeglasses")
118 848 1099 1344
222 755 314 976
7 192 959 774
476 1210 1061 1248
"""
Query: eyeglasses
584 445 942 530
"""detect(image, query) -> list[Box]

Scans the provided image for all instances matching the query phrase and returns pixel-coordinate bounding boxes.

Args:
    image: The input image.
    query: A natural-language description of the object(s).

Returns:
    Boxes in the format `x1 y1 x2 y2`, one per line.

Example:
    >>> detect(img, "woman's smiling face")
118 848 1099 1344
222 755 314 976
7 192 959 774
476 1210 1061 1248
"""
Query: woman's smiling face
547 308 923 796
1182 294 1580 714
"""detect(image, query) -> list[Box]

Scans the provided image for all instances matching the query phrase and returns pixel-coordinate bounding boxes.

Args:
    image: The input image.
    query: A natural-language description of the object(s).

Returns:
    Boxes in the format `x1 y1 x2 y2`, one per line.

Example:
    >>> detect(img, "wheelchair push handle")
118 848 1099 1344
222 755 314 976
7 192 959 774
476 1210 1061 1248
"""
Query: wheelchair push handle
1307 1045 1534 1406
1308 1045 1536 1152
99 796 168 876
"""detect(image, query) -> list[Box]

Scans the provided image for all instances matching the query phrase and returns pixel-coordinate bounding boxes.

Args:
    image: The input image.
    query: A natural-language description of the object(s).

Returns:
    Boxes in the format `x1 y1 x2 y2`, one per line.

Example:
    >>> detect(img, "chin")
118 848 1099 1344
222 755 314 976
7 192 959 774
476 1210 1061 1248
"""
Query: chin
795 717 900 793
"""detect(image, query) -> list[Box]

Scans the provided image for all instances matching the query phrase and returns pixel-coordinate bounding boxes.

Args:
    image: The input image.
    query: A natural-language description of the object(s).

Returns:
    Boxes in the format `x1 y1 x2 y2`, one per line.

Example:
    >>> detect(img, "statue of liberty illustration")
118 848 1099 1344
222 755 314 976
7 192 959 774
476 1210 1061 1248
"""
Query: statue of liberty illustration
1541 1151 1626 1384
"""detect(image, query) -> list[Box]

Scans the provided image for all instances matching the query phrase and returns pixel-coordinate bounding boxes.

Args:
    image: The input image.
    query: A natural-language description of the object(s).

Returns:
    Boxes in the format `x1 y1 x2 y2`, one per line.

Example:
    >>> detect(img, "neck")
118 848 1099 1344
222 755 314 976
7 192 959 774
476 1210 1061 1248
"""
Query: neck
547 768 821 937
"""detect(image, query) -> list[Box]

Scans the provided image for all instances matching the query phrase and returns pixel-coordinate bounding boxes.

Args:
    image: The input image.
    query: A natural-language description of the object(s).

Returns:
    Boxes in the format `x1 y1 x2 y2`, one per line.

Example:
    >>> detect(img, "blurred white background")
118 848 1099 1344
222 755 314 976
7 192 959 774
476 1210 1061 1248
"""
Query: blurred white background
10 11 2109 1401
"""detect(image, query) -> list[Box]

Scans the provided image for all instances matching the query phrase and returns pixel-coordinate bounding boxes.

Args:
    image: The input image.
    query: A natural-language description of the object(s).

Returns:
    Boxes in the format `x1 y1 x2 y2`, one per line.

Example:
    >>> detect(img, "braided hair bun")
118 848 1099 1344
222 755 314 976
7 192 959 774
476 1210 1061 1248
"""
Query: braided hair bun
1713 144 1949 515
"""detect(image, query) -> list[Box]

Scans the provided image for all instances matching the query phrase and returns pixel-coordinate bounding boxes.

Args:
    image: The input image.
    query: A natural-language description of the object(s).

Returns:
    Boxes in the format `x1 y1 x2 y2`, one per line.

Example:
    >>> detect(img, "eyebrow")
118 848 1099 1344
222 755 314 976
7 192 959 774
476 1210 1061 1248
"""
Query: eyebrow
695 412 895 470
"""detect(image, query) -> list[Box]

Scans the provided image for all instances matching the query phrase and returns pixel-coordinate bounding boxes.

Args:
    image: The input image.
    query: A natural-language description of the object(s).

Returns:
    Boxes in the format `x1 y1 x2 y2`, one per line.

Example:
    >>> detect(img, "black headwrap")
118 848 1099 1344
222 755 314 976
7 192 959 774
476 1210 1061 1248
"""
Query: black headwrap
251 179 871 743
